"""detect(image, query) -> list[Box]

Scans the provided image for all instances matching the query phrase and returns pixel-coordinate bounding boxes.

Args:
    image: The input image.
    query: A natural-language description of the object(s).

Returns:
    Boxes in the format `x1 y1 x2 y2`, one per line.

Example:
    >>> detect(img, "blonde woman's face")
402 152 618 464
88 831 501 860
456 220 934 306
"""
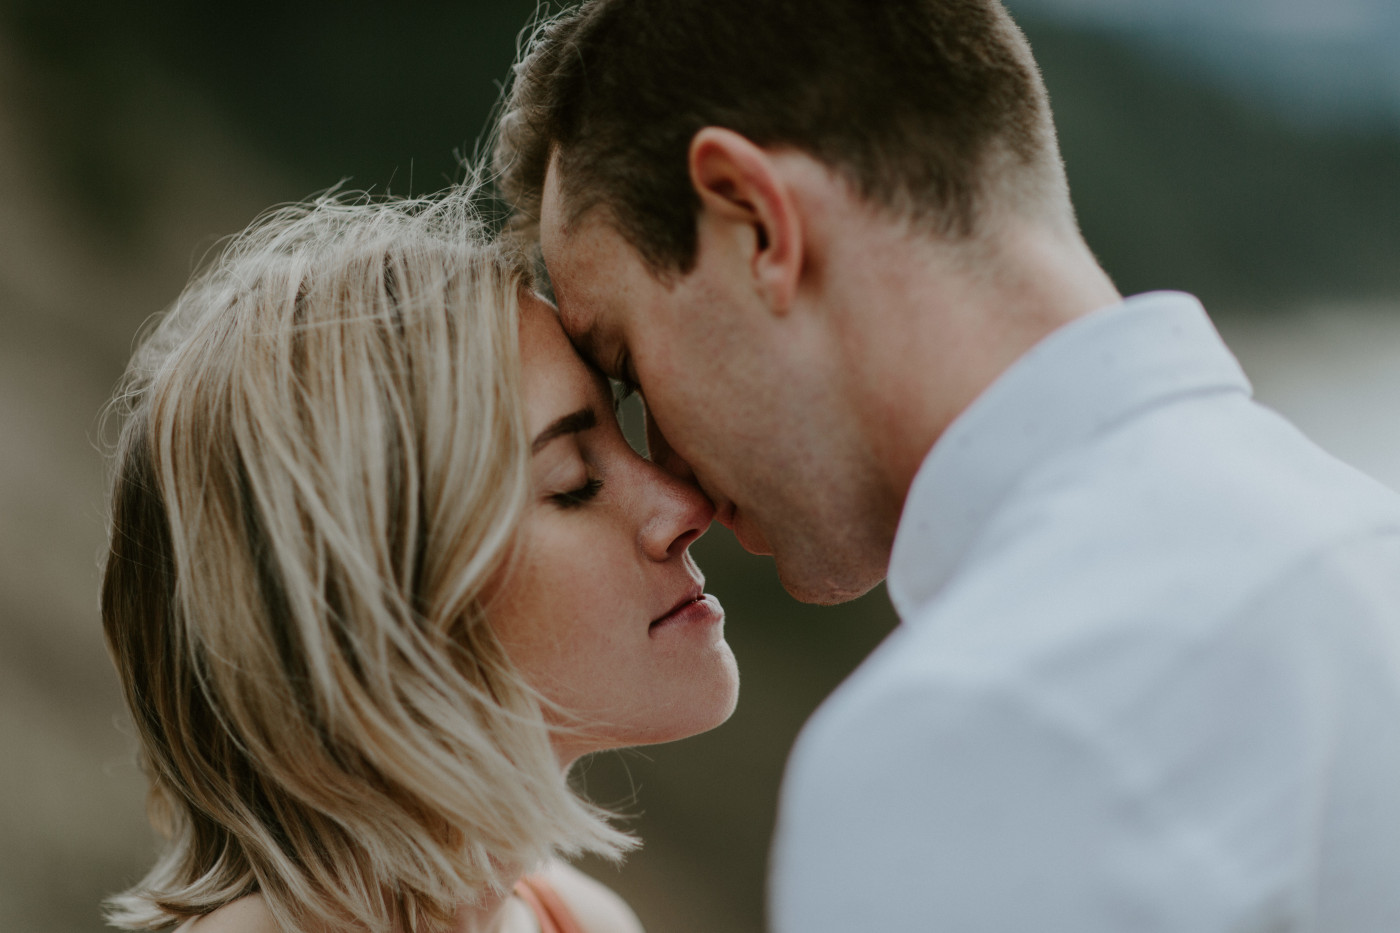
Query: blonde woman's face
487 294 738 764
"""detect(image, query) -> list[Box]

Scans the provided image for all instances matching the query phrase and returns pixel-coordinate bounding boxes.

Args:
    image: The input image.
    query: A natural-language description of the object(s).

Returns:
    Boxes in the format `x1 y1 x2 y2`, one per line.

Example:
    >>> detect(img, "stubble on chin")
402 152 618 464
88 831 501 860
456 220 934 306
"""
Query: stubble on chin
771 525 890 606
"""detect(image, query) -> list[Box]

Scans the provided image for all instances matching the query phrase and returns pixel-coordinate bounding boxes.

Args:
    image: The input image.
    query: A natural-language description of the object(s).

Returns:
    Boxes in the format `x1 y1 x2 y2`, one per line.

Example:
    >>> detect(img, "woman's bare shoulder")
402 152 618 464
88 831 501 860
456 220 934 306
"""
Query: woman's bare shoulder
539 861 645 933
176 895 281 933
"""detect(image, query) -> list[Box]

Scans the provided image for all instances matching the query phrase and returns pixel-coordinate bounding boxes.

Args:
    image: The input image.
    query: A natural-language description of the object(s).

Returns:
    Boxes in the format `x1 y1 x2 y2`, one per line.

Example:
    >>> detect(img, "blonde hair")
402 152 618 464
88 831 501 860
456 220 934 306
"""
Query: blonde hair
100 190 631 933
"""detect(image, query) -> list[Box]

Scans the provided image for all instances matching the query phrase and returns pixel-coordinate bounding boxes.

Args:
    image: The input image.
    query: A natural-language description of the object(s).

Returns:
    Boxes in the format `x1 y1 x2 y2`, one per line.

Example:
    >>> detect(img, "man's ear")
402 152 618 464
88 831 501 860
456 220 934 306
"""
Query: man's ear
688 127 802 315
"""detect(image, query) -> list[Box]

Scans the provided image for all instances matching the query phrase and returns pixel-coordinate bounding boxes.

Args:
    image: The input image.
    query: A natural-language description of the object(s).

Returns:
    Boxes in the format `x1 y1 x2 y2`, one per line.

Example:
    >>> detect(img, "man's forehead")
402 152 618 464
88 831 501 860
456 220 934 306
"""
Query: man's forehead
538 151 598 269
537 162 588 335
538 154 564 246
539 154 627 273
537 158 594 300
543 269 612 374
537 170 620 367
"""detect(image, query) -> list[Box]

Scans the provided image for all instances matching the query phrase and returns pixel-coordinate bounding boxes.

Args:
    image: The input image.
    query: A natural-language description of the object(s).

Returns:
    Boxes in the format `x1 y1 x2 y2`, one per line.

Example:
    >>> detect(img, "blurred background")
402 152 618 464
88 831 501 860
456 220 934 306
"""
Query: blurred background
1 1 1397 930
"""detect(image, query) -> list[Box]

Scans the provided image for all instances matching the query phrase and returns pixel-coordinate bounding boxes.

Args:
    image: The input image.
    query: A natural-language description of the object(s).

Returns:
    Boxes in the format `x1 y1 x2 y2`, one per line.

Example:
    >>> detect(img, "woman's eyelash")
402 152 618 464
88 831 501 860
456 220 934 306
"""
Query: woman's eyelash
551 477 603 508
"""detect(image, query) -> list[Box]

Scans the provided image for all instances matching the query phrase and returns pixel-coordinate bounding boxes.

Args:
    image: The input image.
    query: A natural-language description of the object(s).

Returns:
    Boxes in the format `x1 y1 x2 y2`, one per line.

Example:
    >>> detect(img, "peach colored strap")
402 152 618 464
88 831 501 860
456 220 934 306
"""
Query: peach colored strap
513 875 585 933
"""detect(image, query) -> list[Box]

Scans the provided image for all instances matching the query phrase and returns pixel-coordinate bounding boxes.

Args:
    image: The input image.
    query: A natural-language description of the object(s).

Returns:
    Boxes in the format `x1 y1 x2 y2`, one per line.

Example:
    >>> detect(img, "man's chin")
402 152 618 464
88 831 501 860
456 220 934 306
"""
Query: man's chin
779 573 882 606
730 512 888 604
772 544 888 606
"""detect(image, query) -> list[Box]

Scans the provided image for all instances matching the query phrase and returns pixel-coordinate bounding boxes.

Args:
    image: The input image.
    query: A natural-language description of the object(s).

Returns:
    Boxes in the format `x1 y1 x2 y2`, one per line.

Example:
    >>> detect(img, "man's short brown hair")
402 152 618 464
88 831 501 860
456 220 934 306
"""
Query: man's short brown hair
494 0 1065 274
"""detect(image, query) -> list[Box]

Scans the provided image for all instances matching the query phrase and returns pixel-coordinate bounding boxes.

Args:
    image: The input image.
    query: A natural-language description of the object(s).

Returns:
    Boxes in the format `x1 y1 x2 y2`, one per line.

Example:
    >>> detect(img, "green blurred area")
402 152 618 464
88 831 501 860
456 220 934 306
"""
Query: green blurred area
0 3 1397 932
4 2 1398 306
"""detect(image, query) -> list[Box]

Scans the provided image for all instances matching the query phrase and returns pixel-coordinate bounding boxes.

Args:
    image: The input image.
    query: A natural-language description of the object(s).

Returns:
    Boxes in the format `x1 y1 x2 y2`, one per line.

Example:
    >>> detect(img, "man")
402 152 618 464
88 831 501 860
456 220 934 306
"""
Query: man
494 1 1400 930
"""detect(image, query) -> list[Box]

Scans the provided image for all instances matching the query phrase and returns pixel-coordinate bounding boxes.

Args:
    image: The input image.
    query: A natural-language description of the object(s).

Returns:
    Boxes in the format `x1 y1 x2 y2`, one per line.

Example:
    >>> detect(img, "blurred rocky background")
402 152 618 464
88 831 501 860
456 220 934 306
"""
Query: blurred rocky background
0 1 1397 931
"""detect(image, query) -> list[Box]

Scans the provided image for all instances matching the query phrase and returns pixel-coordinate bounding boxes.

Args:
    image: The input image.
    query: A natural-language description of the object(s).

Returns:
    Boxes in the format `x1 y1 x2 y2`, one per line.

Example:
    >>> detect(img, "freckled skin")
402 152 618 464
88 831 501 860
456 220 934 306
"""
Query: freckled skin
536 130 1119 609
486 296 739 765
539 165 892 605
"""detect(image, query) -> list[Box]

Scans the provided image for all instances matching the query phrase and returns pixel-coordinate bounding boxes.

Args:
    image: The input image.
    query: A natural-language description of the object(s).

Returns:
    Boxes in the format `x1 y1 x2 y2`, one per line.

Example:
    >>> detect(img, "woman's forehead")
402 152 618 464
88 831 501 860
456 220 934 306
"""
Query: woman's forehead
519 295 610 436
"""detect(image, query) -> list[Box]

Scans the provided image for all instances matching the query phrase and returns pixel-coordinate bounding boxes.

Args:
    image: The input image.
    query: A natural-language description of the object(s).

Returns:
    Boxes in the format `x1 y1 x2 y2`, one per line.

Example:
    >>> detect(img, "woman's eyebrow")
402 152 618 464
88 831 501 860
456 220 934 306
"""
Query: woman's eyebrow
531 408 597 453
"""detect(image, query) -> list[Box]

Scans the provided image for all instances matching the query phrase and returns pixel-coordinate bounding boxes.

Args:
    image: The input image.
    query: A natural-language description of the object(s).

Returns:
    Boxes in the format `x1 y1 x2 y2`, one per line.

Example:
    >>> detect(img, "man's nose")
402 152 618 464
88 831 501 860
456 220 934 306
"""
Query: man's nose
644 400 698 483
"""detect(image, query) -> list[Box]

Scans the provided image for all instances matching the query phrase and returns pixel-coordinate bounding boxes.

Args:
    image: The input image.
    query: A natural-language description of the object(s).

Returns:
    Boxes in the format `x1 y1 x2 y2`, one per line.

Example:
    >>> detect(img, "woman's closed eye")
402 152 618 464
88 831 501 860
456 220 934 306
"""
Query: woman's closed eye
551 477 604 509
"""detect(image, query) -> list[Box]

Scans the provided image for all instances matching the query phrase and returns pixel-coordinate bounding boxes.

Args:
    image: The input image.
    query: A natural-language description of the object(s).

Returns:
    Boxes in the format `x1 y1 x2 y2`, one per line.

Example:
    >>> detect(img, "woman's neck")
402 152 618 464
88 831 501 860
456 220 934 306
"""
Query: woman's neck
448 877 534 933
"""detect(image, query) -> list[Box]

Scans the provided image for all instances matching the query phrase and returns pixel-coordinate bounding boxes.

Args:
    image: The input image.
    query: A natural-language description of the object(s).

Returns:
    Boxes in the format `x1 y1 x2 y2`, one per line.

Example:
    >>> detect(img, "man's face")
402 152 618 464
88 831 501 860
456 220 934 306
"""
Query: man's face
538 159 891 604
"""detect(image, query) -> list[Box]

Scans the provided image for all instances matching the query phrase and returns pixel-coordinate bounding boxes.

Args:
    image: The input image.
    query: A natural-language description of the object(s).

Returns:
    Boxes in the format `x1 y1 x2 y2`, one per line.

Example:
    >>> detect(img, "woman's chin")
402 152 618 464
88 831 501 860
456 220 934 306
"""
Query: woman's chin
662 641 741 742
666 647 744 739
555 650 740 763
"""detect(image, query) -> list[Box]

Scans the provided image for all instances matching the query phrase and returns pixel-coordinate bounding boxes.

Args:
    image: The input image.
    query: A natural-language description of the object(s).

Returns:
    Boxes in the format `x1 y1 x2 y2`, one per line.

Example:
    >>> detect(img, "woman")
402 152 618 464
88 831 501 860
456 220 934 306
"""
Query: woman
99 191 739 933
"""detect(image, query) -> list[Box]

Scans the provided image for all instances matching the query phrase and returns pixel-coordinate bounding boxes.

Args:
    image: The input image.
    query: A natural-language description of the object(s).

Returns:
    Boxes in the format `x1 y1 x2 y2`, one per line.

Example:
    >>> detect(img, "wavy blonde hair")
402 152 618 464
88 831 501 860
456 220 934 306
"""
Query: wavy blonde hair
100 190 632 933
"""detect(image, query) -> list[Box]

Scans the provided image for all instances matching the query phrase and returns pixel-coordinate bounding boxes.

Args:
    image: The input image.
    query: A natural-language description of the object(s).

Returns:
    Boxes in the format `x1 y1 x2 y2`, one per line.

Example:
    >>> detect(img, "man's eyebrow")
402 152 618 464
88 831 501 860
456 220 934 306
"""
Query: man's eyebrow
557 303 612 369
569 320 606 370
531 408 598 454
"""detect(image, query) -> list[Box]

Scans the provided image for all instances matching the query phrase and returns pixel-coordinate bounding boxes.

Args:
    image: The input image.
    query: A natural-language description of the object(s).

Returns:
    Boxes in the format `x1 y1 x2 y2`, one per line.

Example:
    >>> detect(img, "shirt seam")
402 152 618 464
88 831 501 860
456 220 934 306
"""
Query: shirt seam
893 380 1250 617
930 521 1400 916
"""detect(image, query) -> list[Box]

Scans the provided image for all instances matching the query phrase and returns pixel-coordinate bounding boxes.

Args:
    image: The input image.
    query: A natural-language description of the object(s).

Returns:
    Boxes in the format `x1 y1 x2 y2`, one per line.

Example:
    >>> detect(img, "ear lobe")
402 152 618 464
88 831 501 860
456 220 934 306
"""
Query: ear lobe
689 127 803 316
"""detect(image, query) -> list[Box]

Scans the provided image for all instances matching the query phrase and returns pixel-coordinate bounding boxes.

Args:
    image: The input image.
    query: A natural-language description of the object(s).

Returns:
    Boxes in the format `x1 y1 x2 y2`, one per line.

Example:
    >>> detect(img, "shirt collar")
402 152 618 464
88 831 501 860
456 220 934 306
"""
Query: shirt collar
887 291 1252 619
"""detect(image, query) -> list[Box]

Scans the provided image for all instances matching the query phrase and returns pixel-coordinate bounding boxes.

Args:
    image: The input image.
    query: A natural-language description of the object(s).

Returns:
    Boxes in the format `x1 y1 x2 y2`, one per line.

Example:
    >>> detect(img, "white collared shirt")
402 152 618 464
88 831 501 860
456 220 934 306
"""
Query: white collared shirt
770 292 1400 932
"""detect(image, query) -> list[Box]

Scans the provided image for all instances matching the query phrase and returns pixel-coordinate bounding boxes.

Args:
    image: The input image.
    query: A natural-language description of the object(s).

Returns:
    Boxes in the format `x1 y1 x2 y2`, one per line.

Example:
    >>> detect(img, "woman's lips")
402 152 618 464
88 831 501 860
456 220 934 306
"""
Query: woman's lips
649 593 724 634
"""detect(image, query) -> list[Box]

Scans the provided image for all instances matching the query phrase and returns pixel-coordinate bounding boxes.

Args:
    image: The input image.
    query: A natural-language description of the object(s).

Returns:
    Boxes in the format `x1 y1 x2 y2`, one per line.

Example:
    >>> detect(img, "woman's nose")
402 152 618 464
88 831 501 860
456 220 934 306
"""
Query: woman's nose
638 462 716 562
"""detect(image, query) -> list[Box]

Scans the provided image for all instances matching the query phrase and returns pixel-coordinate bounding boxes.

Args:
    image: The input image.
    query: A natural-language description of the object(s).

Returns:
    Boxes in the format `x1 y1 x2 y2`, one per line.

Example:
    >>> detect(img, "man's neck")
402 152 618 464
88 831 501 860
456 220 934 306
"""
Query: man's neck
828 215 1122 525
